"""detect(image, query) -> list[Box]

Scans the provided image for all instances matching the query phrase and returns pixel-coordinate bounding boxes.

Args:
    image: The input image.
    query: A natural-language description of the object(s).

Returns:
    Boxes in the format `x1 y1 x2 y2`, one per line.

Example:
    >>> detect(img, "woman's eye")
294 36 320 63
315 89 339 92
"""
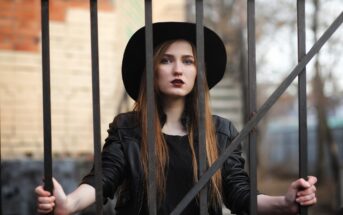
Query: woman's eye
183 59 194 65
160 58 171 64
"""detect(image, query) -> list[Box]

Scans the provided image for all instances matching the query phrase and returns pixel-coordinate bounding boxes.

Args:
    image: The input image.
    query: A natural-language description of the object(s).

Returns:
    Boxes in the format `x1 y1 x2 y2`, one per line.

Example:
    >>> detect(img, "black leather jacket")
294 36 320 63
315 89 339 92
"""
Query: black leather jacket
82 112 250 214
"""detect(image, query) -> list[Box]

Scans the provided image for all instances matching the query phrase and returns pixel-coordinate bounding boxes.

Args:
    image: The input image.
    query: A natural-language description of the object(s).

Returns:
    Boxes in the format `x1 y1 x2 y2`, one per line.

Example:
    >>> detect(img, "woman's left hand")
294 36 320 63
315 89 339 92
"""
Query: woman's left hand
285 176 317 212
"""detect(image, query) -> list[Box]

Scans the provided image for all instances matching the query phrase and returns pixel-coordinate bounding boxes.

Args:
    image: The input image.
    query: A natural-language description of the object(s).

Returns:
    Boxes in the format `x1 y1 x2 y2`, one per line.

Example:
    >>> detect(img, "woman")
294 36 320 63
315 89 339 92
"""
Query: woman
36 22 317 215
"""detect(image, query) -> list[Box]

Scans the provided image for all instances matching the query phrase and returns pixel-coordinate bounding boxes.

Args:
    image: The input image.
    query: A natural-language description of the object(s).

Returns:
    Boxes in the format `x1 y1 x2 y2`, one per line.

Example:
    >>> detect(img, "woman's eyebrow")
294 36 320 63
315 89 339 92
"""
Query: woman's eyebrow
182 55 194 58
163 53 194 58
162 54 174 57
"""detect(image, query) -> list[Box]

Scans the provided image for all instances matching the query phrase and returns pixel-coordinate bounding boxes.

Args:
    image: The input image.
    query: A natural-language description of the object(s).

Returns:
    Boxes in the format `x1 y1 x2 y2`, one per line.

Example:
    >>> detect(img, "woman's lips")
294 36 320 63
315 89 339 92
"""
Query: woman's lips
171 79 184 87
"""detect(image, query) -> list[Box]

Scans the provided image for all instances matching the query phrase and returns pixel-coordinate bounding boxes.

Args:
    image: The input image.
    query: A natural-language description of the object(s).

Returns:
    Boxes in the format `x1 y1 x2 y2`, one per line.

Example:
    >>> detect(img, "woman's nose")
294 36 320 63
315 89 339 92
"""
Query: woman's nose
173 61 183 76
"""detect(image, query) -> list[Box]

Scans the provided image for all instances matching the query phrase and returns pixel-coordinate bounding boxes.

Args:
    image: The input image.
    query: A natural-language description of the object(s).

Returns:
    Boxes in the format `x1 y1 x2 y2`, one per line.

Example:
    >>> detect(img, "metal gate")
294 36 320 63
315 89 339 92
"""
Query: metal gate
39 0 343 214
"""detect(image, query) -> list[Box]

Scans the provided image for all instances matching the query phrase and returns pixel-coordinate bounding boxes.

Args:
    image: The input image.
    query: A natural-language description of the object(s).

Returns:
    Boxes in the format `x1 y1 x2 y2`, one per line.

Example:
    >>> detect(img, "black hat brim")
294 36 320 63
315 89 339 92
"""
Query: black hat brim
122 22 227 100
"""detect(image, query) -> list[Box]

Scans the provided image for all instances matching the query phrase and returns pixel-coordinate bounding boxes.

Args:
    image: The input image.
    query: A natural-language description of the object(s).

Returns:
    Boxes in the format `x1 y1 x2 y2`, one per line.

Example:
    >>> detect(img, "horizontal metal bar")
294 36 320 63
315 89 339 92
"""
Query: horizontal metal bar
172 11 343 213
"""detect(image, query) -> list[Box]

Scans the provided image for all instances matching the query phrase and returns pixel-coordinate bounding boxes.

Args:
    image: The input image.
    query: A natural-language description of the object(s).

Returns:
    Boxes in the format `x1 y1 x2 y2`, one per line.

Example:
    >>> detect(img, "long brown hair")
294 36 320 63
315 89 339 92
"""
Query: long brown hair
133 40 222 208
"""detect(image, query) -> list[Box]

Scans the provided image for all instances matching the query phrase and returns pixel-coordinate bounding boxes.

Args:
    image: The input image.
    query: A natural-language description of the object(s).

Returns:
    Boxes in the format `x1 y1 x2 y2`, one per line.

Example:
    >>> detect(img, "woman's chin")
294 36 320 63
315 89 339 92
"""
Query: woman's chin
160 89 192 98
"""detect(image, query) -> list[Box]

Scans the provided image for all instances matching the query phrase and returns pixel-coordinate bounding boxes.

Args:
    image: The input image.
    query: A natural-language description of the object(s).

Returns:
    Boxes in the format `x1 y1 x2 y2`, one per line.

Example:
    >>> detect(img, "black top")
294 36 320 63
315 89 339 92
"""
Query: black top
141 134 199 214
81 112 250 215
158 133 199 214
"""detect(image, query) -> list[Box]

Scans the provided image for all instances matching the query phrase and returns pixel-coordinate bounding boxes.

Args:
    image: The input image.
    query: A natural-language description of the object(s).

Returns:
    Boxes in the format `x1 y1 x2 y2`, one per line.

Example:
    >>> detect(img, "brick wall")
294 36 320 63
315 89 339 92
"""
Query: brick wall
0 0 126 159
153 0 186 22
0 0 188 159
0 0 113 52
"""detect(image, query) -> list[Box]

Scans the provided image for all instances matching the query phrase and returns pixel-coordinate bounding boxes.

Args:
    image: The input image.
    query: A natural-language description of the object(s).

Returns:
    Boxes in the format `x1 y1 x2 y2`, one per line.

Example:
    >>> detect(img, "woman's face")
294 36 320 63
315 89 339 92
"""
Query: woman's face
156 40 197 99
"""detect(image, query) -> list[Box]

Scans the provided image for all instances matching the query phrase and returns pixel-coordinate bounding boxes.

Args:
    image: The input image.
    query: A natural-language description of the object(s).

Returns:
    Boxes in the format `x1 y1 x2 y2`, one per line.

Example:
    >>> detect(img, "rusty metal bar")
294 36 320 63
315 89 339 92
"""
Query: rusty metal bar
90 0 103 214
171 11 343 212
195 0 208 214
297 1 308 214
247 0 258 214
144 0 157 214
41 2 54 215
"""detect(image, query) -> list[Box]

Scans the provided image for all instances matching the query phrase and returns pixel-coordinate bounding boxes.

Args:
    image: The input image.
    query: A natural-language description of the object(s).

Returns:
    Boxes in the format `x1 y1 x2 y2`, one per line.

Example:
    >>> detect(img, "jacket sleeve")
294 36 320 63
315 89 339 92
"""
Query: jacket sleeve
81 118 127 201
221 121 250 215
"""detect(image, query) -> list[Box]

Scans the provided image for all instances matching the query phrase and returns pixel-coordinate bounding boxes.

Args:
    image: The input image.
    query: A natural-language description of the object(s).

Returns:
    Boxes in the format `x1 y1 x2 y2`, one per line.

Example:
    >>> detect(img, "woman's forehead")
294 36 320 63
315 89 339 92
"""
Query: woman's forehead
164 40 194 55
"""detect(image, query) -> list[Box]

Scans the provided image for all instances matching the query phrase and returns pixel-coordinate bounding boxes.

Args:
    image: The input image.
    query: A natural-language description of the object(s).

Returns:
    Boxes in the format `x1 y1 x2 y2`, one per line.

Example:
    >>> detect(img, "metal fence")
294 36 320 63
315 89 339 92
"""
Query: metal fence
39 0 343 214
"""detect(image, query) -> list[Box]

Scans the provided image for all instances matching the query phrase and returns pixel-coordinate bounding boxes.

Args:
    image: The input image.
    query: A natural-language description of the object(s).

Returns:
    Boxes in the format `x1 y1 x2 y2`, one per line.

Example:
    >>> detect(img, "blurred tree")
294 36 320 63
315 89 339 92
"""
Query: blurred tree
186 0 247 90
311 0 341 208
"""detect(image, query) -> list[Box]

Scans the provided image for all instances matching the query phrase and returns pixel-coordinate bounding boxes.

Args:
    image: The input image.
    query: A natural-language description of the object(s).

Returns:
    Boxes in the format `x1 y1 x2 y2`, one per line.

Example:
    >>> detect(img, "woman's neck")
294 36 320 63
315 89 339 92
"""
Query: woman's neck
161 97 187 136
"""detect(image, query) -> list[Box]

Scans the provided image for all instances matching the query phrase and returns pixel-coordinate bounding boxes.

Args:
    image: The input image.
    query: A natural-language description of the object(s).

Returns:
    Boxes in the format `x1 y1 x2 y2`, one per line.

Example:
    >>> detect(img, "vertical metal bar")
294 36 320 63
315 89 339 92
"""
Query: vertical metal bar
297 1 308 214
144 1 156 214
247 0 257 214
195 0 208 214
41 2 54 215
90 0 103 214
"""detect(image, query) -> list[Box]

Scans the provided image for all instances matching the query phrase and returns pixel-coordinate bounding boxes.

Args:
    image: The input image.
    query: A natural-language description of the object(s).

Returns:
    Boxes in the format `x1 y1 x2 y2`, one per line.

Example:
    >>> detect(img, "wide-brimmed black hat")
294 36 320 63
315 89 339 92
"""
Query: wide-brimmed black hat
122 22 227 100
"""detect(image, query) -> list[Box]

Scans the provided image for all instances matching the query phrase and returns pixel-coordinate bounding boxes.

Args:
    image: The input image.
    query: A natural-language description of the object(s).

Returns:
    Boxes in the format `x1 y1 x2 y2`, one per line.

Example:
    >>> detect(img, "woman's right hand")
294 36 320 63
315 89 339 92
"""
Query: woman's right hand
35 178 69 215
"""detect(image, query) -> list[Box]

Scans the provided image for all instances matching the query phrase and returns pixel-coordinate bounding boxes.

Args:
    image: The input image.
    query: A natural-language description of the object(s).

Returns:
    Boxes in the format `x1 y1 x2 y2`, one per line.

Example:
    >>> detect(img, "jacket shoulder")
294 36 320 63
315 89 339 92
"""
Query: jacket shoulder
212 115 238 139
111 111 139 129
